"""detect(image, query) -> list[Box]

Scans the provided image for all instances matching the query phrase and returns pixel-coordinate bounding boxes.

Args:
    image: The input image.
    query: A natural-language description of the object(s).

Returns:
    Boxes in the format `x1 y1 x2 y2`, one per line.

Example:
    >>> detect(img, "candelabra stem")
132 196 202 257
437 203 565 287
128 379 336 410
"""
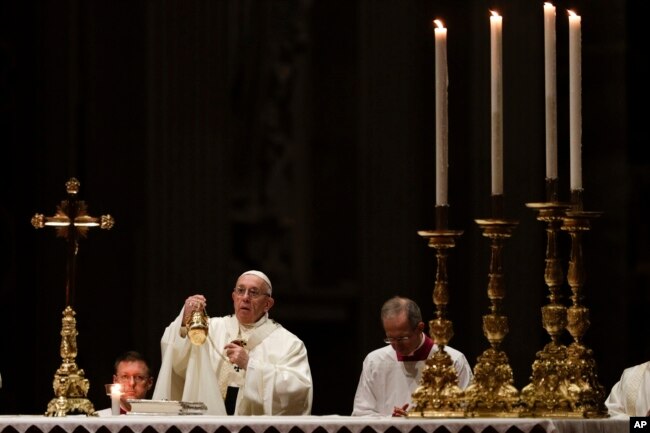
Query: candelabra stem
464 219 520 417
561 210 608 418
408 228 465 418
521 202 574 416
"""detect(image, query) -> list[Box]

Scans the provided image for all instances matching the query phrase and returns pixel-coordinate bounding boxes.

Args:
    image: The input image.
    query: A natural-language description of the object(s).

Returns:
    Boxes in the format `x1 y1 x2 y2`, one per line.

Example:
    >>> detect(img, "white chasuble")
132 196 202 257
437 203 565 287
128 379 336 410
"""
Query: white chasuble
153 311 313 415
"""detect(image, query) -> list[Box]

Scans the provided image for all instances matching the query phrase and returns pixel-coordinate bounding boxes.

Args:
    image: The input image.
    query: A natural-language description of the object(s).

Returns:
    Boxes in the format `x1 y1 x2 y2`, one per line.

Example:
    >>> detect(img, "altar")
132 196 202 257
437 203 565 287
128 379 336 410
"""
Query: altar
0 414 629 433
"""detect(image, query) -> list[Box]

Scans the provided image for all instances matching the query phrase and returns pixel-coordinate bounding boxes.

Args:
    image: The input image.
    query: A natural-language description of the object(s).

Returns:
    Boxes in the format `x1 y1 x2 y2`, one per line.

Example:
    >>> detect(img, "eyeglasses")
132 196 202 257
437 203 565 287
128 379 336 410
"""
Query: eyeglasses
233 287 270 299
116 375 149 384
383 334 415 344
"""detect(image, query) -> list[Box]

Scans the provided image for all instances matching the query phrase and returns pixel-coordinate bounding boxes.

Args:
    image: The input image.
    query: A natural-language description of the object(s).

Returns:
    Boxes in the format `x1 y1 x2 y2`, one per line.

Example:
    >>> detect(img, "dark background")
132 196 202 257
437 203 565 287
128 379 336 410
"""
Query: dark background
0 0 647 416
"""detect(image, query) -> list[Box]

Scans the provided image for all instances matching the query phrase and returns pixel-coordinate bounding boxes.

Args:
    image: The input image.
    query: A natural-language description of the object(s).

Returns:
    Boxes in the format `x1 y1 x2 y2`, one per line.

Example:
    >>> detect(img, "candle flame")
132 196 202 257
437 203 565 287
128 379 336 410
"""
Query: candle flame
568 10 578 17
110 383 122 394
490 10 500 17
433 19 445 29
544 2 554 6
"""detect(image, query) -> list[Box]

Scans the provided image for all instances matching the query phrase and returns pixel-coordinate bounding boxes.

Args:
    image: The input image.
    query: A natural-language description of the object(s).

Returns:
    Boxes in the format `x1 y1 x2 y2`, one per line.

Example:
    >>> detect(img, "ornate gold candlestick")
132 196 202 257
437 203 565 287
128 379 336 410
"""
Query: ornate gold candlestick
32 178 114 416
521 200 575 416
408 205 466 418
45 307 95 416
560 194 608 418
465 204 520 417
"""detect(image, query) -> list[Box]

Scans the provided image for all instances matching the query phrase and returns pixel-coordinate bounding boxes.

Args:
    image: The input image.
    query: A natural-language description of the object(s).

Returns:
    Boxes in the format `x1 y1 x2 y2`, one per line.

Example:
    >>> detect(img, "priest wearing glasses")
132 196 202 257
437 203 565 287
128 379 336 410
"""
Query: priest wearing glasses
153 270 313 415
352 296 472 417
96 351 154 416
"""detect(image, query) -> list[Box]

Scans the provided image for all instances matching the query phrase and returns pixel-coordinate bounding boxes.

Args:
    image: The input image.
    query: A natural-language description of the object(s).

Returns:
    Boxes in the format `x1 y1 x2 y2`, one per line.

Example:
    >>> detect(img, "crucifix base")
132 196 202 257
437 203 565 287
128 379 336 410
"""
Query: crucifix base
46 396 96 417
44 306 96 417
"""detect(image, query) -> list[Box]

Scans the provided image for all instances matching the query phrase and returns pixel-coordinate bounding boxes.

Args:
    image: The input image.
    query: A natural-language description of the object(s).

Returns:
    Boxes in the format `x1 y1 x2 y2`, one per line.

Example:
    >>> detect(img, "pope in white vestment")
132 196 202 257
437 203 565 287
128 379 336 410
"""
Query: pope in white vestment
605 360 650 417
352 296 473 417
152 270 313 415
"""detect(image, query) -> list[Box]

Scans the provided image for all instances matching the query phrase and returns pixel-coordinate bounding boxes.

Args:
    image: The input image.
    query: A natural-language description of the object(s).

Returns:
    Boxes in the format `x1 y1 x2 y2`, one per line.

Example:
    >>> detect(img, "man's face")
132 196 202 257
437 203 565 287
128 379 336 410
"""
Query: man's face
113 360 152 400
382 312 424 356
232 274 274 325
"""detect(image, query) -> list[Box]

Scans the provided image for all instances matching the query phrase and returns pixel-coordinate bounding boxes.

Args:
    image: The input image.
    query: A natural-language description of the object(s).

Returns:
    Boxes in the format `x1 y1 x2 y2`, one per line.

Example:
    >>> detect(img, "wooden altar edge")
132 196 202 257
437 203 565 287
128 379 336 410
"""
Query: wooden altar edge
0 415 628 433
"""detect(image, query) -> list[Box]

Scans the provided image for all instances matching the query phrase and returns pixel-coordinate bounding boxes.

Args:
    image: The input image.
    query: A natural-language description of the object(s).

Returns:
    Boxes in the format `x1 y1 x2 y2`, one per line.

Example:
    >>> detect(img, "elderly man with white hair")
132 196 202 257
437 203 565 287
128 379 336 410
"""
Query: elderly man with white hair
153 270 313 415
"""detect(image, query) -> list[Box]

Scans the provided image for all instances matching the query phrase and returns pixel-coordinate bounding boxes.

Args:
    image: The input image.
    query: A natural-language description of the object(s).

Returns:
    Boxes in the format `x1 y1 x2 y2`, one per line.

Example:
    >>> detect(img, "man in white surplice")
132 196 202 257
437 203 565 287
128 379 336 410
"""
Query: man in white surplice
352 296 473 417
605 360 650 417
153 270 313 415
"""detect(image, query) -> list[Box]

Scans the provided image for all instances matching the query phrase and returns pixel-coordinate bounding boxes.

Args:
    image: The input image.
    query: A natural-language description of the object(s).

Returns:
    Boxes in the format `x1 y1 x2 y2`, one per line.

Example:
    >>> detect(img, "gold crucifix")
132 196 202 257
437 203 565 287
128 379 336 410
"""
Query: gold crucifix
32 177 115 416
32 177 114 306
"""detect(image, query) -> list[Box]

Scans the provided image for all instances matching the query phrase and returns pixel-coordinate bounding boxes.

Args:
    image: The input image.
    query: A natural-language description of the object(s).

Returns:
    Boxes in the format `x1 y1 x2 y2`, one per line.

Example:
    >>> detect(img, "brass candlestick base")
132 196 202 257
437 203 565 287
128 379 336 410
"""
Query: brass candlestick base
45 306 96 417
560 209 608 418
465 219 521 417
521 201 576 416
408 229 466 418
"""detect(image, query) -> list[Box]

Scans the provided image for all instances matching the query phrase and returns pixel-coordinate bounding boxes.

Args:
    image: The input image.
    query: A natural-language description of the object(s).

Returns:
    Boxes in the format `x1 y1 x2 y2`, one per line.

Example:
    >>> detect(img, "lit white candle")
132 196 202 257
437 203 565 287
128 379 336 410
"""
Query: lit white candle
434 19 448 206
568 10 582 190
490 11 503 195
544 3 558 180
110 383 122 415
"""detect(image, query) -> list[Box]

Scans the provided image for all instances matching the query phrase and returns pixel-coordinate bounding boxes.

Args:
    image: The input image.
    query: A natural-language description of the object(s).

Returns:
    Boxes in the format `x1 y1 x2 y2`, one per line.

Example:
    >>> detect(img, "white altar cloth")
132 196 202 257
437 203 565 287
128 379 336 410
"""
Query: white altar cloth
0 414 629 433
